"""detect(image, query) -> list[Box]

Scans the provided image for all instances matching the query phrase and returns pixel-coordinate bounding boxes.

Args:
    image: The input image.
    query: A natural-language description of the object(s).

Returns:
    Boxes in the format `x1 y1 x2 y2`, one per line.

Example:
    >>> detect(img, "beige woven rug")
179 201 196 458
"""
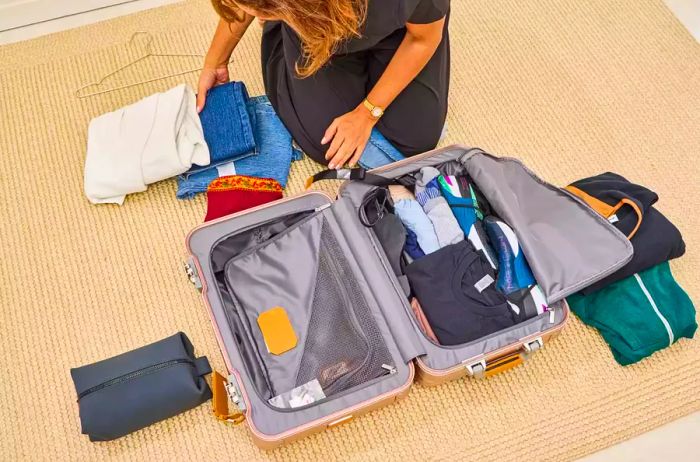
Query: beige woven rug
1 0 699 460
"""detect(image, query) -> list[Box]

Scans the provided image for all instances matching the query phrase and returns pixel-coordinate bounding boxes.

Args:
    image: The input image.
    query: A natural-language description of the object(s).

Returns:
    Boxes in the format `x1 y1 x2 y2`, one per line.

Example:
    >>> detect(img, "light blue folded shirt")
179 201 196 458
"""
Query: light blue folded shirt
394 199 440 255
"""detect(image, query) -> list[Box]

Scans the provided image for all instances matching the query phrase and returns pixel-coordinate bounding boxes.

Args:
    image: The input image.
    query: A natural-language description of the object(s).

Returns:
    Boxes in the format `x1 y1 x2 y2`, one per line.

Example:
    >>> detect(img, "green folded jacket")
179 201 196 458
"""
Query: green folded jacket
568 261 696 365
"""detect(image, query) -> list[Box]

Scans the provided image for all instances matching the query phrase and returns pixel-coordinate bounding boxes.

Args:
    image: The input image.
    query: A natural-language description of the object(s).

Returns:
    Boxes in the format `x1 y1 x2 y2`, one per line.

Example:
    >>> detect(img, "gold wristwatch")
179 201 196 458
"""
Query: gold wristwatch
362 98 385 120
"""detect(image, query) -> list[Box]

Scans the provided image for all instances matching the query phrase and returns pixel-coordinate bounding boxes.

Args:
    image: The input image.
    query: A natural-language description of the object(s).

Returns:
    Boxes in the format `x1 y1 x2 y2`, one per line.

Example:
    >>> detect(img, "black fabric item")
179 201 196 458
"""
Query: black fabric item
373 212 408 277
405 241 519 345
506 286 542 321
569 172 658 237
261 0 450 162
70 332 212 441
570 173 685 294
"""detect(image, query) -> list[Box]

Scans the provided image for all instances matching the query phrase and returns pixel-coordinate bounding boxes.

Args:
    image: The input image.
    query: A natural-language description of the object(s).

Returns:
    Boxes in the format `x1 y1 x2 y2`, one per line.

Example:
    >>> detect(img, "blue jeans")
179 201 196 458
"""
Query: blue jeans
359 129 405 169
178 94 404 198
178 96 301 199
189 81 256 175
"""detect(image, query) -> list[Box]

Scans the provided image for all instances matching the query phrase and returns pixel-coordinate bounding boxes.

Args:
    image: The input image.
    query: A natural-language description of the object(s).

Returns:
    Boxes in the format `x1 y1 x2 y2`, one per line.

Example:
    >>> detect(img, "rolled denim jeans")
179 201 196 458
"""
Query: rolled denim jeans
177 96 299 199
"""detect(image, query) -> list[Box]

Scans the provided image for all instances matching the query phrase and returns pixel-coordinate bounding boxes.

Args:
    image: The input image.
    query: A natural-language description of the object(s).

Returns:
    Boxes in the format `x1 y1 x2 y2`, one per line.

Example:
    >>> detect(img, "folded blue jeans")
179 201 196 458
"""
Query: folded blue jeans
188 81 257 175
177 96 300 199
178 96 404 199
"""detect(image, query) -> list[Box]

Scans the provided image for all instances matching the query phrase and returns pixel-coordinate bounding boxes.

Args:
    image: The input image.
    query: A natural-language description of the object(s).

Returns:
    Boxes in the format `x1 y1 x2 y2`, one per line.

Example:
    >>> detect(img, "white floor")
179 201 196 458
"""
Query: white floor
580 412 700 462
0 0 181 44
1 0 698 460
665 0 700 41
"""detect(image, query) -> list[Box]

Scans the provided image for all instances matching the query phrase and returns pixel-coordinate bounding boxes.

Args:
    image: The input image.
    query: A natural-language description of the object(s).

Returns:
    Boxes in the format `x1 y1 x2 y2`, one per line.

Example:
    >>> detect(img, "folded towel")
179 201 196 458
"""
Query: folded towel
84 84 209 204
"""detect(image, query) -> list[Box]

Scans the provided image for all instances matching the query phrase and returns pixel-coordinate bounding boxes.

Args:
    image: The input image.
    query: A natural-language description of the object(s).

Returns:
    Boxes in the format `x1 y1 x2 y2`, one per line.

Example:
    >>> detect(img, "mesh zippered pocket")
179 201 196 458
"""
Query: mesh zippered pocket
294 219 393 395
224 212 394 402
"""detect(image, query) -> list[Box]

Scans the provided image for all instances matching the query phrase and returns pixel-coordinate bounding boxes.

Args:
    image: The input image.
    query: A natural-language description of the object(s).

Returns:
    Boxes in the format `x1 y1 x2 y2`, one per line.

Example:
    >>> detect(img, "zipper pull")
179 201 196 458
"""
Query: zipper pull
381 364 397 375
315 203 331 212
545 306 555 324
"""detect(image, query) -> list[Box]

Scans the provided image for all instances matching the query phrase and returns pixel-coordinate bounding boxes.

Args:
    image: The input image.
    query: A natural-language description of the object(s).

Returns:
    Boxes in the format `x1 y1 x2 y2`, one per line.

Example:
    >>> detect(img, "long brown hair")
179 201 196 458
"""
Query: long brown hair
212 0 368 77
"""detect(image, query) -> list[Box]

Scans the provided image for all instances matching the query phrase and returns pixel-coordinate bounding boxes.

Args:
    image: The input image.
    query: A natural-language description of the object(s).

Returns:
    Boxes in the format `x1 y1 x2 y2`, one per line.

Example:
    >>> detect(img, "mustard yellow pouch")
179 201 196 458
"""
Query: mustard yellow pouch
257 307 298 355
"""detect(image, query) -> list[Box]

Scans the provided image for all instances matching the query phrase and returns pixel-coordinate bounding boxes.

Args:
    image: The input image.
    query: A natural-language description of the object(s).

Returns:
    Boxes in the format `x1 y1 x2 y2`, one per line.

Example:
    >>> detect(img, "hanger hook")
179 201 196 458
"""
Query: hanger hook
129 31 154 54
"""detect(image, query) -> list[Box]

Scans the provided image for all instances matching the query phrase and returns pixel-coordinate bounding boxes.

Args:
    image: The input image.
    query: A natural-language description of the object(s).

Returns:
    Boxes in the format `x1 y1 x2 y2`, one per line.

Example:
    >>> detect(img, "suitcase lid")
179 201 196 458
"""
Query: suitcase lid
335 145 632 372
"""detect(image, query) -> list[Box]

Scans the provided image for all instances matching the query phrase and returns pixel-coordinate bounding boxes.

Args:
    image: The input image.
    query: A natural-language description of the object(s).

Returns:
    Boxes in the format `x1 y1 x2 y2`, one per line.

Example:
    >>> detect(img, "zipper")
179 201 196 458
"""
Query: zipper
188 191 333 234
381 364 397 375
266 361 399 413
361 220 435 346
77 358 194 400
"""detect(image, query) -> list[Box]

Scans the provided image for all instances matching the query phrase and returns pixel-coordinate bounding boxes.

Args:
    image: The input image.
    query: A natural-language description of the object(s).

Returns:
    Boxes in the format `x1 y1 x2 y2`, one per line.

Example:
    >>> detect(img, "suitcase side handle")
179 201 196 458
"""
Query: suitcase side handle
212 371 246 424
464 337 543 379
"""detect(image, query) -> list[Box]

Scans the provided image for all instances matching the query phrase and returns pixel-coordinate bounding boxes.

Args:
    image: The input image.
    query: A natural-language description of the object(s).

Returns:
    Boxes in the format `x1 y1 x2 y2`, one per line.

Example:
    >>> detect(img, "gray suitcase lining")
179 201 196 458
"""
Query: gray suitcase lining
188 193 412 436
187 145 633 436
339 145 632 371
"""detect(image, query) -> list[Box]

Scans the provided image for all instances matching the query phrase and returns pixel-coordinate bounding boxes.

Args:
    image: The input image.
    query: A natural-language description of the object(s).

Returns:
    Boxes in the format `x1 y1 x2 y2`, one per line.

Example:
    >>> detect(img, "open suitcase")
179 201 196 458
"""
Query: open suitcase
184 145 633 449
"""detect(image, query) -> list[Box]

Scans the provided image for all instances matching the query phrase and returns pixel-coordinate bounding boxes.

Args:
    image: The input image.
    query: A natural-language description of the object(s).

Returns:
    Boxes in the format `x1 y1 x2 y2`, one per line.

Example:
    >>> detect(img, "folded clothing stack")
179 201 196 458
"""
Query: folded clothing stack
566 172 685 293
565 172 694 365
191 81 257 173
568 262 696 365
384 167 546 345
177 88 302 198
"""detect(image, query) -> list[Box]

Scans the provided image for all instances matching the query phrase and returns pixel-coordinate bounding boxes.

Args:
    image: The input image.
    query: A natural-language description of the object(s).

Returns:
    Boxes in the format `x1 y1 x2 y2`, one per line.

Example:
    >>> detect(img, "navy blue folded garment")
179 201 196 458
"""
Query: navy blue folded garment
567 172 685 294
192 81 257 172
406 241 520 345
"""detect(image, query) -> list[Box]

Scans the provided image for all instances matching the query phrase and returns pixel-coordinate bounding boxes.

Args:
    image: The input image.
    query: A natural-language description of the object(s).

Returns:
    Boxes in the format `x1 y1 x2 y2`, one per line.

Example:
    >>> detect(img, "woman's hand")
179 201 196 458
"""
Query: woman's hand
196 66 230 112
322 104 377 169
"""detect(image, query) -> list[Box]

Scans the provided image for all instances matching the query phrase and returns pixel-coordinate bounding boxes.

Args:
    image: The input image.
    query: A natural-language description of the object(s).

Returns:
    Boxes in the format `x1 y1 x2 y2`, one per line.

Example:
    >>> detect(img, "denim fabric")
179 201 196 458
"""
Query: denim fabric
177 96 297 199
192 82 256 174
358 129 405 170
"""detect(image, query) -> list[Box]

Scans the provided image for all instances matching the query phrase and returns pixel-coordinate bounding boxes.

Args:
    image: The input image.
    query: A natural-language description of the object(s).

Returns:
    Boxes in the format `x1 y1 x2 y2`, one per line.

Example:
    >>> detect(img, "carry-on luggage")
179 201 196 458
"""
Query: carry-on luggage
184 145 633 449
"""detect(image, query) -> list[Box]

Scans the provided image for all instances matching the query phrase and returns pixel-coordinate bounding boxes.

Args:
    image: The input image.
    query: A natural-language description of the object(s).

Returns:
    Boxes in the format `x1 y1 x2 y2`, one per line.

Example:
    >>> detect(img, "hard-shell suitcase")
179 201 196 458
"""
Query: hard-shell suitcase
185 145 633 449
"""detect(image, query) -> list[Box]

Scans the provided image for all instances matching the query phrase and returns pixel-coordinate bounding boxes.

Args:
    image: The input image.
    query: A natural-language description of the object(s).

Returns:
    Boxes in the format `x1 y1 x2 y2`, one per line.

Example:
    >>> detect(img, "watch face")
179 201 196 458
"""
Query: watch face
371 107 383 118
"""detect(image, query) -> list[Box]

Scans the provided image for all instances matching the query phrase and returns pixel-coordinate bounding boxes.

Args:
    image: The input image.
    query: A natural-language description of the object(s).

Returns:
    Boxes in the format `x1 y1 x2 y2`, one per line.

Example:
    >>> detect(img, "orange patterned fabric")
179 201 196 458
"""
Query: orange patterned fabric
207 175 283 193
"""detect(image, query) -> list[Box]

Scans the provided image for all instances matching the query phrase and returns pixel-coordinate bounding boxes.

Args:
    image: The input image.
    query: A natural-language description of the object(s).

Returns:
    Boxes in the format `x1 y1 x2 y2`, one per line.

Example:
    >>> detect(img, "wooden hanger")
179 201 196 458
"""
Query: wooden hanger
76 31 205 98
